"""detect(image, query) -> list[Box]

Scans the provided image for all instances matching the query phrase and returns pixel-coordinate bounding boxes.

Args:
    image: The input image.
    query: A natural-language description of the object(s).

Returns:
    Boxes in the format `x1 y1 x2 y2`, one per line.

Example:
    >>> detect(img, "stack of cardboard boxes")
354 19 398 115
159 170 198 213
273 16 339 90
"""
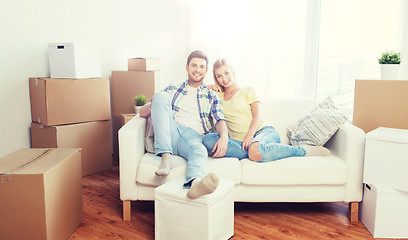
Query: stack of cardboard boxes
29 43 112 176
111 58 161 159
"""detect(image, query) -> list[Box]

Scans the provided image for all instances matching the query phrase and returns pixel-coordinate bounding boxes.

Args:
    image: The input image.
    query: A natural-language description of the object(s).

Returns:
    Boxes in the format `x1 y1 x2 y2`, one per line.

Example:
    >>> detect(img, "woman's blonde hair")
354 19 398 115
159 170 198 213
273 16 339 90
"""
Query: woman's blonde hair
212 58 235 91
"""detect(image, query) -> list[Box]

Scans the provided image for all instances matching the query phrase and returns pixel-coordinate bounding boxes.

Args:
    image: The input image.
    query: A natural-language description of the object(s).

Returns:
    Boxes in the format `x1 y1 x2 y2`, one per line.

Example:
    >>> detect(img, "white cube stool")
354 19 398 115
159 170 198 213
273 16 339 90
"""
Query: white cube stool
155 177 235 240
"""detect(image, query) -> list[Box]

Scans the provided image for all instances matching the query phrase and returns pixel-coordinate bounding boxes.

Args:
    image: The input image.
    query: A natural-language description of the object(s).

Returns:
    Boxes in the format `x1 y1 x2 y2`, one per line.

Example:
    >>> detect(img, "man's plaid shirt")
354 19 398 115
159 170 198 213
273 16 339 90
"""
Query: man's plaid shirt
162 80 225 133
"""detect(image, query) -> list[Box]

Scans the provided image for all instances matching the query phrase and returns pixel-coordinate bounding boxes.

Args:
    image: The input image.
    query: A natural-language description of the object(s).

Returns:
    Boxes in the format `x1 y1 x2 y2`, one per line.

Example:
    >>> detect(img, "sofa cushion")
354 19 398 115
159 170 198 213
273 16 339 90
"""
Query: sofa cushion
136 153 241 187
287 97 348 146
240 155 346 185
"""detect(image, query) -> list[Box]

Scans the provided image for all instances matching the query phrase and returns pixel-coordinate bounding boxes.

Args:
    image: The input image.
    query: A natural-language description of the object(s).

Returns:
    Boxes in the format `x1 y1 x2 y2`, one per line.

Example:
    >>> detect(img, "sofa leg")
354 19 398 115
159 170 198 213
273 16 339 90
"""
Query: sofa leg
348 202 359 222
123 200 131 221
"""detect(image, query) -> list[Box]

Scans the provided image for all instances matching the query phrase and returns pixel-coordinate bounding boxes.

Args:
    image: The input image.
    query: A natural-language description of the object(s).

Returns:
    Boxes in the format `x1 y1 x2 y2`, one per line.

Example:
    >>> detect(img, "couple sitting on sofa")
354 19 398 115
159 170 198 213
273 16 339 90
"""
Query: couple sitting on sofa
139 50 330 200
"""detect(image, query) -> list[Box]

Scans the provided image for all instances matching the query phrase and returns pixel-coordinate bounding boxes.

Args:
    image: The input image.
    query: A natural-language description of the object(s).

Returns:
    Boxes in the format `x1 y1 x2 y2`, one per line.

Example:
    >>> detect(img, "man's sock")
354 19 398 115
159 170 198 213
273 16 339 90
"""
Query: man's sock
303 145 331 156
187 173 219 199
155 153 172 176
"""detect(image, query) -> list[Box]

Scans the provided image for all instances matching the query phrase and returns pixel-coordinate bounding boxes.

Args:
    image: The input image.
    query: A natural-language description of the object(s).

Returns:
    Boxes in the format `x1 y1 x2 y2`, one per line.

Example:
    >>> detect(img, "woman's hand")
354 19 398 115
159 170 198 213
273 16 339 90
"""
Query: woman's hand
207 84 222 92
242 135 254 150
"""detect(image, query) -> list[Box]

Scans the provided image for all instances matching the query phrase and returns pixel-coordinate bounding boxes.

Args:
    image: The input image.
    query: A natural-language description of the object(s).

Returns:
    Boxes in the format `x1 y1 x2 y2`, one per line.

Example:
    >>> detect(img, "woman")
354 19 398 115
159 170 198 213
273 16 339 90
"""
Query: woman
203 59 330 162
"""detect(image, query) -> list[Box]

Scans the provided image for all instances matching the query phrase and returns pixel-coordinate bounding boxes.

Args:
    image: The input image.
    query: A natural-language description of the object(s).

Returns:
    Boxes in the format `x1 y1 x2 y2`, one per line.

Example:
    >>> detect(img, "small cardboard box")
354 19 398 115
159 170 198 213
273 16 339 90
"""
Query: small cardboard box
48 42 101 78
31 120 112 176
364 127 408 187
360 183 408 238
121 113 136 126
128 58 161 71
353 79 408 133
29 77 111 126
111 70 159 116
0 148 82 240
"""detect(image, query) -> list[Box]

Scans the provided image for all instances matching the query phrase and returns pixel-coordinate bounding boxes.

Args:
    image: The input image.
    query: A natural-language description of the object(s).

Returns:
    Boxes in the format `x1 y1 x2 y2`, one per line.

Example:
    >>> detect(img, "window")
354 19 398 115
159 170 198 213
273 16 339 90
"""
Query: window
316 0 400 114
186 0 401 110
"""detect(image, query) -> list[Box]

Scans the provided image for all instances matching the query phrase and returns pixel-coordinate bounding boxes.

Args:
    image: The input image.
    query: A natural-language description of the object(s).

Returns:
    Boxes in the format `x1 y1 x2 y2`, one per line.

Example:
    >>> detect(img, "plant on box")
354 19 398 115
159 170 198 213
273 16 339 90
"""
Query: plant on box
378 51 402 80
133 94 147 114
378 51 401 64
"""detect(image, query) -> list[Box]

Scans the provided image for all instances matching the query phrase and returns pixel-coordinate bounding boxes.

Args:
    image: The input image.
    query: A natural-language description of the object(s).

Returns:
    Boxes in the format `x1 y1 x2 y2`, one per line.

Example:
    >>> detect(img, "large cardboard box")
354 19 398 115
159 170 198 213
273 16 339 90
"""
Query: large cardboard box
128 58 161 71
360 183 408 238
31 120 112 176
29 77 111 126
353 79 408 133
363 127 408 187
0 148 82 240
111 70 159 116
48 42 101 78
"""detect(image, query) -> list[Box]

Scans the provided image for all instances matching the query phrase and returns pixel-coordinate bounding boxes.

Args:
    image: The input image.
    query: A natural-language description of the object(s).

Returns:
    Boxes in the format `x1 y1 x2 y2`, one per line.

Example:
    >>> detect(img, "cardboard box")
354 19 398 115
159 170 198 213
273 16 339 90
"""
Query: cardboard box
364 127 408 187
121 113 136 126
353 79 408 133
48 42 101 78
128 58 161 71
111 71 159 116
29 77 111 126
0 148 82 240
360 183 408 238
31 121 112 176
112 115 122 161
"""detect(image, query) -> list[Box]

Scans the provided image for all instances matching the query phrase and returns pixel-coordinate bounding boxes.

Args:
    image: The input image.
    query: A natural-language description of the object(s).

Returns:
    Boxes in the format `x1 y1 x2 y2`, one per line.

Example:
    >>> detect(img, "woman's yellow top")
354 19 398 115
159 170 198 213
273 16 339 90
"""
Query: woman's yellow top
219 87 265 142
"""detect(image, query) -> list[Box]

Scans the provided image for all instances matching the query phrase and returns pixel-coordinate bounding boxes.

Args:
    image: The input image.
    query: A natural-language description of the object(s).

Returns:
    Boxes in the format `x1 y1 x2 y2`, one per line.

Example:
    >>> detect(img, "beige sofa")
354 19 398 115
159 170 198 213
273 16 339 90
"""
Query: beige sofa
119 99 365 222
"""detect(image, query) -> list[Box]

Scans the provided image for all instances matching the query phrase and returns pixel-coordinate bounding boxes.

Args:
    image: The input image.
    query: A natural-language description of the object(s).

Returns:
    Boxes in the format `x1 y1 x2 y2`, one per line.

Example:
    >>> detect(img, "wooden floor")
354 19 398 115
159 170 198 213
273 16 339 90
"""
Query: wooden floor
70 163 393 240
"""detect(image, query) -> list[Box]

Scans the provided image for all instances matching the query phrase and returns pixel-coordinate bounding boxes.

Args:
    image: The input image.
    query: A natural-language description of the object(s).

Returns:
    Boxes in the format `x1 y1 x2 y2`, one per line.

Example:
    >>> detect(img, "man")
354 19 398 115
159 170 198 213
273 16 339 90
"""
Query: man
139 50 229 199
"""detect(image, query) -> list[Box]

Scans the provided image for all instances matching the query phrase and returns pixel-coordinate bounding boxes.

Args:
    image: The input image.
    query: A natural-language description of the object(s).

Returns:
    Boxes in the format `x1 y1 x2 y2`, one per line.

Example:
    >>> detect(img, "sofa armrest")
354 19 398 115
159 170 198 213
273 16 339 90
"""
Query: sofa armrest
119 115 146 201
325 122 366 202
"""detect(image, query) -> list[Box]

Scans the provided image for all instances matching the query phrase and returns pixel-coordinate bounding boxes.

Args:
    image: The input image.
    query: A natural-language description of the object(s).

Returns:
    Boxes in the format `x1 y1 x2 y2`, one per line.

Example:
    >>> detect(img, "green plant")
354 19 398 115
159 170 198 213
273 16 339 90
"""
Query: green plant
133 94 147 106
378 51 402 64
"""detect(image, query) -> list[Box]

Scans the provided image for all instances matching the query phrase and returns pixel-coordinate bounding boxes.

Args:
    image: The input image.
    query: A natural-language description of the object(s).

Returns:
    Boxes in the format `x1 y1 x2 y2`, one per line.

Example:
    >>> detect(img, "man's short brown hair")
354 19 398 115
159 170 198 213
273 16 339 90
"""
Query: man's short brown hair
187 50 208 68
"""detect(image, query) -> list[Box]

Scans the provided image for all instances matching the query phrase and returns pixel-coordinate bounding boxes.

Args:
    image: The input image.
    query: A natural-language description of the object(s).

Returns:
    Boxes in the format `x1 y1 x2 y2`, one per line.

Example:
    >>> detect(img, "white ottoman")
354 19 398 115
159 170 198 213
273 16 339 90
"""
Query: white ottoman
155 177 235 240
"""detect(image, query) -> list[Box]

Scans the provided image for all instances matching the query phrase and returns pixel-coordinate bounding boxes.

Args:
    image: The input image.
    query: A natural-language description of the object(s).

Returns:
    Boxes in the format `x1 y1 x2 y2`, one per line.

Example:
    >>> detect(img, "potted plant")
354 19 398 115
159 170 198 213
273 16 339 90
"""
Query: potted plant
378 51 402 80
133 94 147 114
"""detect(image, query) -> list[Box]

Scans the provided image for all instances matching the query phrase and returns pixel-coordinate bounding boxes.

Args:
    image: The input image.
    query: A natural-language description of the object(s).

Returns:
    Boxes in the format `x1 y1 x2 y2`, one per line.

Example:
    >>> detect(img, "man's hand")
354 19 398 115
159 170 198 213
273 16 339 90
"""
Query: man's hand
211 135 228 158
212 119 229 158
207 84 222 92
139 102 152 118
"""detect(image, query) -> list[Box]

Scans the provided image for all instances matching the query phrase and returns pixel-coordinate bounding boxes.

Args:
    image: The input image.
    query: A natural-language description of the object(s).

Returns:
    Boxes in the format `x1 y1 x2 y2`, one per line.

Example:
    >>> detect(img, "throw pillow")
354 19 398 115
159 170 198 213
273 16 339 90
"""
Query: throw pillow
287 97 349 146
145 116 155 153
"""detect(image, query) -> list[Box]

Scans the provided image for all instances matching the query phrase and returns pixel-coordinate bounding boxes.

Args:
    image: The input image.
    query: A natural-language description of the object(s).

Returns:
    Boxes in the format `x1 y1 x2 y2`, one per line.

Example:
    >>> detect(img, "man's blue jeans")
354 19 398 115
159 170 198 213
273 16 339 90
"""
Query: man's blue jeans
151 92 207 187
203 126 306 162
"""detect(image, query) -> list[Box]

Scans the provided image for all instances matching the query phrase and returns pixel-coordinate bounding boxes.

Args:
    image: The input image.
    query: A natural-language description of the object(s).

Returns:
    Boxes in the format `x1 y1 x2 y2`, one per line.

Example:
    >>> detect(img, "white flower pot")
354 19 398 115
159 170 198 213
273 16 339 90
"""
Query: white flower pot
380 64 400 80
134 105 142 114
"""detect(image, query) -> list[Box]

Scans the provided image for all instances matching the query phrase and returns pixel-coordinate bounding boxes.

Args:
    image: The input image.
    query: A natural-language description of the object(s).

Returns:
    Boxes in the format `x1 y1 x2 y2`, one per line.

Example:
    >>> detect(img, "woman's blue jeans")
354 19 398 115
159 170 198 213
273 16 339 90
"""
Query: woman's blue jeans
203 126 306 162
151 92 208 187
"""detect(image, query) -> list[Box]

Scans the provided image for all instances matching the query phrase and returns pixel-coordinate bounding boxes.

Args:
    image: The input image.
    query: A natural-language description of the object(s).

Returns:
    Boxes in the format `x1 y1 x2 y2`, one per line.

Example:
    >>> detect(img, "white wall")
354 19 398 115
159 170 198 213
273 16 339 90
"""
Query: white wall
0 0 190 157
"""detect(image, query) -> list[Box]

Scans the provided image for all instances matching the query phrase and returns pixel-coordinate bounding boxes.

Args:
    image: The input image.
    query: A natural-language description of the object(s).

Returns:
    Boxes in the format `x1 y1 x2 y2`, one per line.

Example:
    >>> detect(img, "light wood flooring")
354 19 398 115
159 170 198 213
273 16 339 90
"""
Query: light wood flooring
70 163 396 240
